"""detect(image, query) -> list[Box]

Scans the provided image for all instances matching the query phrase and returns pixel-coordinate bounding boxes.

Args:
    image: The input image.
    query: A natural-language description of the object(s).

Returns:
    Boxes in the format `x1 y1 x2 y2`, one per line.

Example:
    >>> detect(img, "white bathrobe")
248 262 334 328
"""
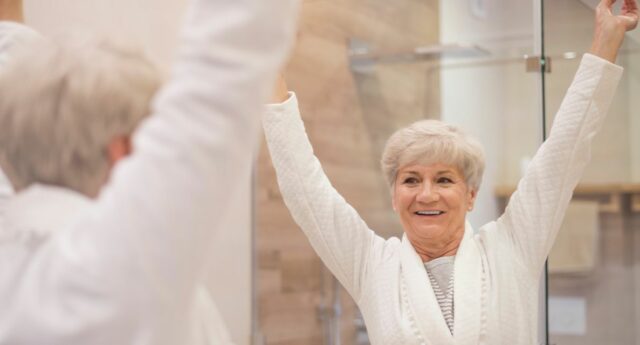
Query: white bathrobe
263 54 622 345
1 184 235 344
0 0 299 343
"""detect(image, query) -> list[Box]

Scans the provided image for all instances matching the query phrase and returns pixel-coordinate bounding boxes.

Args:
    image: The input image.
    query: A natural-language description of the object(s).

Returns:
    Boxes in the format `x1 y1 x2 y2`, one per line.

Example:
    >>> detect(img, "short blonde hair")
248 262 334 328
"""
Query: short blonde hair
381 120 485 191
0 35 162 195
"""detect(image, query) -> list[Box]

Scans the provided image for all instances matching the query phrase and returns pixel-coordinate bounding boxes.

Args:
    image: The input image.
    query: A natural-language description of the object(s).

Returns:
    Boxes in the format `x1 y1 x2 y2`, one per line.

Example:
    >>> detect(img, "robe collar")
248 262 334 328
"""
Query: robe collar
400 221 483 345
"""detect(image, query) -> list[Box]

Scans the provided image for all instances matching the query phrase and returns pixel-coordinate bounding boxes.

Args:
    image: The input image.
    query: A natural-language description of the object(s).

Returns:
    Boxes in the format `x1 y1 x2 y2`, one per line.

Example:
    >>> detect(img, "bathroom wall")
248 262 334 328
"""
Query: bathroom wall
440 0 540 226
24 1 253 343
256 0 440 343
25 0 188 67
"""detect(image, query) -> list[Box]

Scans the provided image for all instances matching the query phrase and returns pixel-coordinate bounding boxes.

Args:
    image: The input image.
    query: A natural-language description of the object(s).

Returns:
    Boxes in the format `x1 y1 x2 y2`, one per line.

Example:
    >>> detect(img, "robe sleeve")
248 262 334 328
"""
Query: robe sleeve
495 53 623 277
263 93 389 302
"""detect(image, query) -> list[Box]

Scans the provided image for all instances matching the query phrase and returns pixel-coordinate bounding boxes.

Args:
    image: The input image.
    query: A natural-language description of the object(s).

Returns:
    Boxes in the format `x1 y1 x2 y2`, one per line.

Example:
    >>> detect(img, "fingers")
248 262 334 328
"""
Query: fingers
624 0 638 9
622 0 639 30
622 0 639 14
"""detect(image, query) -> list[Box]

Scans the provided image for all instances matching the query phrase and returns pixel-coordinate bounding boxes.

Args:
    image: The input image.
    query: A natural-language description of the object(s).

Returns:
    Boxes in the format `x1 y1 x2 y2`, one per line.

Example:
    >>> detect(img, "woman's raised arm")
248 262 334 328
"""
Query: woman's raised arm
495 0 636 278
263 75 388 302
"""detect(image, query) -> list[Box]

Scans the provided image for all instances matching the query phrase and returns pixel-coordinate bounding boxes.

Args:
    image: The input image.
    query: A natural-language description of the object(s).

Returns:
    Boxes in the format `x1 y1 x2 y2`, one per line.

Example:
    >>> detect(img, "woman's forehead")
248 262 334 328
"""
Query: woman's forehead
397 162 463 176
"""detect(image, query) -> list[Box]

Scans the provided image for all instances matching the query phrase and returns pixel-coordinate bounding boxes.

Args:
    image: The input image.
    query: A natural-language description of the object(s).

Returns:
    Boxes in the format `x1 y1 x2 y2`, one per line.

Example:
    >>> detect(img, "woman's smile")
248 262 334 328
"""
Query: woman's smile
414 210 445 216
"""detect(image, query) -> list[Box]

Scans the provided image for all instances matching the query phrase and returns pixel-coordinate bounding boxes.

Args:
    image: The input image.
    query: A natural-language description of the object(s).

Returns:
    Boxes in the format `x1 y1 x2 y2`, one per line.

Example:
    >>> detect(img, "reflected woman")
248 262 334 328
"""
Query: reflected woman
262 0 638 344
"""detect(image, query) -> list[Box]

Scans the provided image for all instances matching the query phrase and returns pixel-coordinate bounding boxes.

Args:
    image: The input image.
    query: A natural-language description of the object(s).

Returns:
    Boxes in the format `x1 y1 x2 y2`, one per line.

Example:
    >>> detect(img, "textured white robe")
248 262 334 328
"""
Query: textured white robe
263 54 622 345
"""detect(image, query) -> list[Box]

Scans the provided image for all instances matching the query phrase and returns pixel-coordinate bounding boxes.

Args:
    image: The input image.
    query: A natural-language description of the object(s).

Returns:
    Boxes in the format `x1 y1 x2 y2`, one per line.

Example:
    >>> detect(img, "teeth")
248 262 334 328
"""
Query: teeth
416 211 443 215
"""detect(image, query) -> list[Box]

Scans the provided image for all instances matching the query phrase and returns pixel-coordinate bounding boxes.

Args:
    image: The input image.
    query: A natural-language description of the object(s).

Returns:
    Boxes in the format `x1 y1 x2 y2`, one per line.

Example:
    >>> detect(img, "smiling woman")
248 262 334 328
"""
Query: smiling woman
263 0 638 344
393 163 476 262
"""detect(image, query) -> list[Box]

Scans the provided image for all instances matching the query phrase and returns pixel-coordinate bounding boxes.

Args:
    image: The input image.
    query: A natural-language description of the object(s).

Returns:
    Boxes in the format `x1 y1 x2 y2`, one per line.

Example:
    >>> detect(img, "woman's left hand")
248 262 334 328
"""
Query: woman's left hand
590 0 639 62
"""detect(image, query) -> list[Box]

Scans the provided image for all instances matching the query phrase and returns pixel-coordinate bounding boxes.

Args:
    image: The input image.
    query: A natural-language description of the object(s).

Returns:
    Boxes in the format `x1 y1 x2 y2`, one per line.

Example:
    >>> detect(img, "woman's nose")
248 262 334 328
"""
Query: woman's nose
416 183 438 203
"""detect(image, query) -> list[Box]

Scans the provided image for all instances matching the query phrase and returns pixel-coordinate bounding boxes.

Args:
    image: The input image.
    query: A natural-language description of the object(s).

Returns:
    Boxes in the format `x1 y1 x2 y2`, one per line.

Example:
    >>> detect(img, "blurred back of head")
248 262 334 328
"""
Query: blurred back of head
0 35 162 197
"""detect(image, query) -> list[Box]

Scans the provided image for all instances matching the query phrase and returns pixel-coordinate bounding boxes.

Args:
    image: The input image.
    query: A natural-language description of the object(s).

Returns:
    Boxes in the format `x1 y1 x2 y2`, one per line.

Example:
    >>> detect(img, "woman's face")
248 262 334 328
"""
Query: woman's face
392 162 476 245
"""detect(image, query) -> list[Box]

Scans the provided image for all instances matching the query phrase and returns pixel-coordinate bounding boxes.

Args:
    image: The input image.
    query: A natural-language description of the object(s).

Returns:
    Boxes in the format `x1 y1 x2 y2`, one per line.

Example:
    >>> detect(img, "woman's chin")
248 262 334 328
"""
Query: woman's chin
407 225 449 239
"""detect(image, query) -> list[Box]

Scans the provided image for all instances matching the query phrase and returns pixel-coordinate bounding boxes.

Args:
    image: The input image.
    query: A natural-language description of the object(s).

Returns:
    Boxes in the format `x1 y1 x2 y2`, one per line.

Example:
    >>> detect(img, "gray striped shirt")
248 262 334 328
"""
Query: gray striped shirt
425 256 455 334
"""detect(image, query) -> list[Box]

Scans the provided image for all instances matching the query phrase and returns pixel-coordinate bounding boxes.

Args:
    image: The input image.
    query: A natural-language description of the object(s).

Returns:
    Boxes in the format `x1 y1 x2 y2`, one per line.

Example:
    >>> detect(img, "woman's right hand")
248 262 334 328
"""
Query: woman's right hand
590 0 638 62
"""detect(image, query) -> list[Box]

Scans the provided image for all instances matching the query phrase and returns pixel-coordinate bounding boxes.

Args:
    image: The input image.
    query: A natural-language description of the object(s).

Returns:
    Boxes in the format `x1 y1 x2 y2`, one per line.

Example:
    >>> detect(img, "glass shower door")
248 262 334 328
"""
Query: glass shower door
543 0 640 344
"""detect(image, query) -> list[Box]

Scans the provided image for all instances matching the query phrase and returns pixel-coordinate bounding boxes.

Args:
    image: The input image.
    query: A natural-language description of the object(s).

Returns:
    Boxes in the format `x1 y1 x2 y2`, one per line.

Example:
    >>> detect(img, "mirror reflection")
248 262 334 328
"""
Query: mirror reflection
0 0 637 344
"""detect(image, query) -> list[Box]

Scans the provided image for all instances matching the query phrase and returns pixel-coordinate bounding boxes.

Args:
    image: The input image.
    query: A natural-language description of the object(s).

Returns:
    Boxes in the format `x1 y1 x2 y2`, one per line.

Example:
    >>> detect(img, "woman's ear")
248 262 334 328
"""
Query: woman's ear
467 189 478 211
107 135 132 168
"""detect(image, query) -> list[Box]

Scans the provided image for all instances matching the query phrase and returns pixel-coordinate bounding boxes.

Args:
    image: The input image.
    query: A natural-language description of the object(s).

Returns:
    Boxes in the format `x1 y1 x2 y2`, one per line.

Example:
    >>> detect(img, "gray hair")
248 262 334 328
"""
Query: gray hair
0 36 162 196
381 119 485 191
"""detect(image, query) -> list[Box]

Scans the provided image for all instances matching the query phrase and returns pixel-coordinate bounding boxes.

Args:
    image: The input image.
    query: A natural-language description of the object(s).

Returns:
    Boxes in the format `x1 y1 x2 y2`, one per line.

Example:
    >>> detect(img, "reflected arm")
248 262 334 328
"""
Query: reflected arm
495 54 622 277
495 0 634 277
263 90 386 302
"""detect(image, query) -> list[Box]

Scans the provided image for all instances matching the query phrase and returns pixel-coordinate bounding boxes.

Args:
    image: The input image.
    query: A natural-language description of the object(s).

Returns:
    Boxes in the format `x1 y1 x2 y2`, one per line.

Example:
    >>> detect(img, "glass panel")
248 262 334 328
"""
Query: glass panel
544 1 640 344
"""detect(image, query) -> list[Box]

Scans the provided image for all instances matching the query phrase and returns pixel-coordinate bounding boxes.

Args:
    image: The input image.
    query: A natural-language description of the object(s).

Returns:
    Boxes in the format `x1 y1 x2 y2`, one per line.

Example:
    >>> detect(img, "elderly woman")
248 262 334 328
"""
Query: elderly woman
263 0 638 344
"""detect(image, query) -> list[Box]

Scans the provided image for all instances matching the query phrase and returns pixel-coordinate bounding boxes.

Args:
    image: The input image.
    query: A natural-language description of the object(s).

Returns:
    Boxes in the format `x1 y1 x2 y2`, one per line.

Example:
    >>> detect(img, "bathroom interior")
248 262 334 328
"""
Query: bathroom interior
22 0 640 344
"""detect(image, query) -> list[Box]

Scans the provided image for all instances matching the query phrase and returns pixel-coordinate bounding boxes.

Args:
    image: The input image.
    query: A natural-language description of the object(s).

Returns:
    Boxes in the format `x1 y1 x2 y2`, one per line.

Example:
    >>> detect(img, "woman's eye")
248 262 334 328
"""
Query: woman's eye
403 177 418 184
437 177 453 184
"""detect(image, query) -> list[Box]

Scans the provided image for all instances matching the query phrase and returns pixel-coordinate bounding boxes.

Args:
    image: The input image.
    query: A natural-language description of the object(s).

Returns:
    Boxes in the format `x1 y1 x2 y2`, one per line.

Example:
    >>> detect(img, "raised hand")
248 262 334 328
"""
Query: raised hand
590 0 639 62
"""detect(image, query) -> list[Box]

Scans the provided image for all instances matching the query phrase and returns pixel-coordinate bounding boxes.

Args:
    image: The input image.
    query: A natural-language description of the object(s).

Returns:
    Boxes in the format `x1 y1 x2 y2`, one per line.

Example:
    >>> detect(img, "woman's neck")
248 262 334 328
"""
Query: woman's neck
409 226 465 263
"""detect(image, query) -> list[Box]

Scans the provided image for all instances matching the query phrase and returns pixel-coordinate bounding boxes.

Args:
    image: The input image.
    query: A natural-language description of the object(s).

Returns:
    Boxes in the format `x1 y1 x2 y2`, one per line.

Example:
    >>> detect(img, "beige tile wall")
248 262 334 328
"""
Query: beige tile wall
256 0 440 343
